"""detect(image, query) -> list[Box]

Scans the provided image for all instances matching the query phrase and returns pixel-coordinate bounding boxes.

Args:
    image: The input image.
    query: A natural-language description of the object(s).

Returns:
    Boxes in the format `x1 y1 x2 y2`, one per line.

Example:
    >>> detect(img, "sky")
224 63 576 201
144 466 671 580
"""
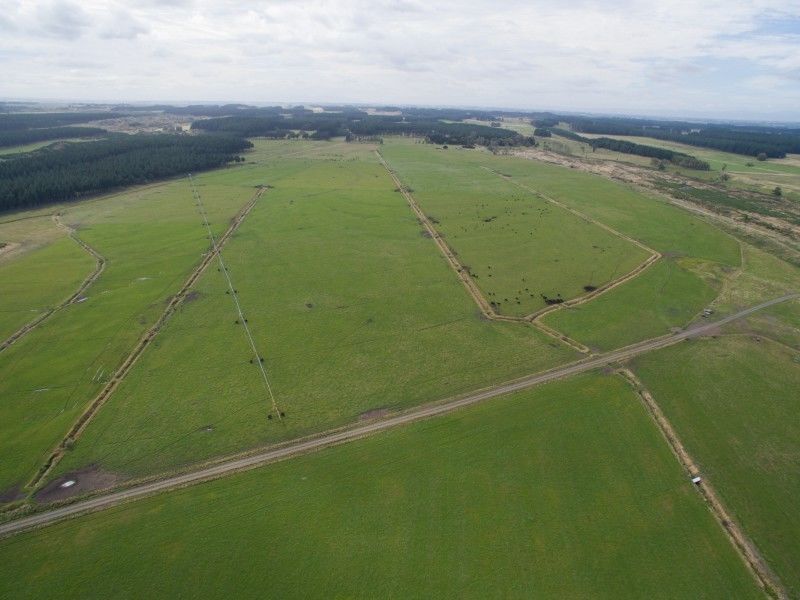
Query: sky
1 0 799 121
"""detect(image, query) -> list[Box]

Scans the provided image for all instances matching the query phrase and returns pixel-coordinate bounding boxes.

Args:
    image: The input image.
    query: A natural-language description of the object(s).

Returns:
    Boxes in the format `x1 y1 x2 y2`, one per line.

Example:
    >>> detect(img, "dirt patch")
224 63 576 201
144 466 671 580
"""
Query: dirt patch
420 230 433 238
0 241 19 259
34 465 121 503
359 408 391 421
184 290 202 303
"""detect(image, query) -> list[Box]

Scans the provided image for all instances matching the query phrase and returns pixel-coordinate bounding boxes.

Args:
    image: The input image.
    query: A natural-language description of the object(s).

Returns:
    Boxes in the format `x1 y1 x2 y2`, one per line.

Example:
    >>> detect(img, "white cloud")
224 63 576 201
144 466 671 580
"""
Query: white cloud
0 0 798 119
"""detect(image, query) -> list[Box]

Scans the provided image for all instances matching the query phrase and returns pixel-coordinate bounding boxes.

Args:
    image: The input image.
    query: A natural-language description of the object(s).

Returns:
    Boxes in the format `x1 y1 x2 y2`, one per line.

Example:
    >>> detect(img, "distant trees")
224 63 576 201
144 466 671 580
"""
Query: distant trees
670 154 711 170
0 126 106 148
552 129 709 169
558 115 800 158
0 134 251 212
0 112 121 131
194 113 534 148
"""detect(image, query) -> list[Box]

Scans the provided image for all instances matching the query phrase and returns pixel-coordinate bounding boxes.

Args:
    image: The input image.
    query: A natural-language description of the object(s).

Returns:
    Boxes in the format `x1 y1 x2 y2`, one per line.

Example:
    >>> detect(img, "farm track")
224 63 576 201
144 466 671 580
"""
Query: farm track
514 146 800 262
486 170 663 326
1 293 795 539
375 151 591 353
618 368 787 599
0 215 106 354
26 187 265 491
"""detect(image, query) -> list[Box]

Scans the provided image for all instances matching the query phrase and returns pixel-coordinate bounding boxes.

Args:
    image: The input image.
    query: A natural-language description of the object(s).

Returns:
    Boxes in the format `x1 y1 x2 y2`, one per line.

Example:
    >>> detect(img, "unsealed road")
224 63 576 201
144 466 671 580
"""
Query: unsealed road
1 293 796 538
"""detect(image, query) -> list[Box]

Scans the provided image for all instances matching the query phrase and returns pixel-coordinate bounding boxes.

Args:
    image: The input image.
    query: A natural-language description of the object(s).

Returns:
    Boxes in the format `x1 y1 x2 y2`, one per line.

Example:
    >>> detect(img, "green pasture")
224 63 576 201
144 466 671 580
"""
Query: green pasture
540 135 654 167
380 141 648 315
0 235 94 341
382 140 739 348
0 178 252 495
633 335 800 597
53 141 574 482
0 374 760 599
582 133 800 175
545 259 717 350
576 132 800 197
709 244 800 348
715 244 800 311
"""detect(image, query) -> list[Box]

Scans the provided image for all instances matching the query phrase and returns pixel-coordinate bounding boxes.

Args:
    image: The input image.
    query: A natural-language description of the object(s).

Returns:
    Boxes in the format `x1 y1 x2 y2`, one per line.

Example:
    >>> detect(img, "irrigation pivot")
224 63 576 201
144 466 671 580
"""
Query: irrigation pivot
187 174 282 421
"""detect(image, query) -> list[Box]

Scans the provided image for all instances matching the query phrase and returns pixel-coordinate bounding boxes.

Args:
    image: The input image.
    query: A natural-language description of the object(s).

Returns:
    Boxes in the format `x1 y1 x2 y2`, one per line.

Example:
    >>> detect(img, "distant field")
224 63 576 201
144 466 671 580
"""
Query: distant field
51 141 574 483
539 134 655 168
0 141 51 156
0 138 101 157
578 132 800 197
632 335 800 597
0 374 761 599
462 117 536 135
381 140 650 315
0 178 252 496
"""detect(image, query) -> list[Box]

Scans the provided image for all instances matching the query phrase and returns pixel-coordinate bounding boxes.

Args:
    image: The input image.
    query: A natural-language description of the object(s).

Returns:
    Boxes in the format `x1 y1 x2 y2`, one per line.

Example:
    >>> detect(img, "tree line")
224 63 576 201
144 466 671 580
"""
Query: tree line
550 128 710 169
0 112 121 131
193 113 534 147
557 115 800 158
0 126 107 148
0 134 251 212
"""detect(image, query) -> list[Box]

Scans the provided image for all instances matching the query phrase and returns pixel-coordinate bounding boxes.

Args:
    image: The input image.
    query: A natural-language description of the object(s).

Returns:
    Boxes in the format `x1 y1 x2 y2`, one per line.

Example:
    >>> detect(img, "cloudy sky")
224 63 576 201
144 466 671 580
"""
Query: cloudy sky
1 0 799 120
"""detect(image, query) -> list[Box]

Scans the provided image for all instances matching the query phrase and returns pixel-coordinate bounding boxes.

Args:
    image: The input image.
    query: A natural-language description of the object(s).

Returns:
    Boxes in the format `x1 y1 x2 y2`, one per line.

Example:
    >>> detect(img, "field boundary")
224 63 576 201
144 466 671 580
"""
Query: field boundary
512 145 800 264
617 368 787 599
189 175 282 419
26 186 265 491
1 293 795 538
0 215 106 354
375 150 590 353
485 169 663 326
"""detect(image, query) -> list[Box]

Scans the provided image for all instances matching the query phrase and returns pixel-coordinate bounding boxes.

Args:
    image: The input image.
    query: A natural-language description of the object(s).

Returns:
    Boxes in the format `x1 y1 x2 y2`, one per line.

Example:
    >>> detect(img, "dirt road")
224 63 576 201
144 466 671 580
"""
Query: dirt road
27 188 264 490
1 293 795 539
0 215 106 354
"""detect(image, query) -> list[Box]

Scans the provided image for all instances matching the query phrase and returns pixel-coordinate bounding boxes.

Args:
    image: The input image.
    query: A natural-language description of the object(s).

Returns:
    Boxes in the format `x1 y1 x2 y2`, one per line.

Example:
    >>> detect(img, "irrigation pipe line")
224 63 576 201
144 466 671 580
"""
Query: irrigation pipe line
188 174 282 421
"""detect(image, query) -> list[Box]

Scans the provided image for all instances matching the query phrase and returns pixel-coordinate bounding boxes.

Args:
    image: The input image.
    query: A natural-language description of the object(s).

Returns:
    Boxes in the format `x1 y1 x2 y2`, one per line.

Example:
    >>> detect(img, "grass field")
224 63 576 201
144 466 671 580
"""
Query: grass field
0 178 252 496
491 151 739 348
632 335 800 597
0 138 102 157
578 132 800 198
380 140 650 315
545 259 718 350
0 234 94 341
0 211 69 262
0 373 761 599
706 243 800 348
377 140 738 349
50 141 575 483
716 244 800 311
539 135 656 168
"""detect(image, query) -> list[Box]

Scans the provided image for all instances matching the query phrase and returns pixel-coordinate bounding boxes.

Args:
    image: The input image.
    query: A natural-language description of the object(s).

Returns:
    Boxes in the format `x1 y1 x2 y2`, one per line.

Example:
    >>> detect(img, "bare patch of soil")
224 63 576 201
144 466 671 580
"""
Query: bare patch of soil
184 290 202 303
359 408 391 421
35 465 121 503
0 241 20 261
